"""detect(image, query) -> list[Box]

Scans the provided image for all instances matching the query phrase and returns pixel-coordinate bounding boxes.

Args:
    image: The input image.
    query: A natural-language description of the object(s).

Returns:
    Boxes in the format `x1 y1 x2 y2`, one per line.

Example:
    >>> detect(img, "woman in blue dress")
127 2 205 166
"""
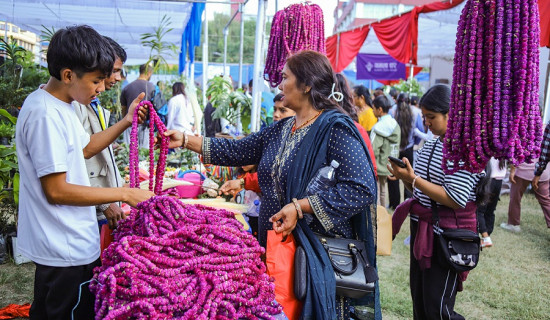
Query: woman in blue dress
164 50 380 320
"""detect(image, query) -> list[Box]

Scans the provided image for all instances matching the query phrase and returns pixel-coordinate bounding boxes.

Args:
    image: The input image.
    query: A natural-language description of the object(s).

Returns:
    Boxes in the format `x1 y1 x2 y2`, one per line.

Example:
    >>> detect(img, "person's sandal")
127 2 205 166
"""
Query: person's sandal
481 236 493 248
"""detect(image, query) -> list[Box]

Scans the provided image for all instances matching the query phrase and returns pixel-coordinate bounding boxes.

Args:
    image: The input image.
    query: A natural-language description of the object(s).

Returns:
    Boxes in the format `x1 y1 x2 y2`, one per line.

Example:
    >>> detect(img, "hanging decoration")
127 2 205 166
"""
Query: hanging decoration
443 0 542 173
264 3 325 87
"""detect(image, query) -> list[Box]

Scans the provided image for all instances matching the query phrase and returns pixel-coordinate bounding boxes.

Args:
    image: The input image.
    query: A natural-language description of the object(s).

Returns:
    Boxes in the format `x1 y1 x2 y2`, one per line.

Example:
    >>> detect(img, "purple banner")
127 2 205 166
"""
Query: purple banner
356 53 406 80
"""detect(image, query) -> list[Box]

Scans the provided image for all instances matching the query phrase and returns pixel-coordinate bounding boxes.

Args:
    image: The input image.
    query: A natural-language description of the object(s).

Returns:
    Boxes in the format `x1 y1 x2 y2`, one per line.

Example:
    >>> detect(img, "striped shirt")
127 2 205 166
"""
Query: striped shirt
413 138 481 208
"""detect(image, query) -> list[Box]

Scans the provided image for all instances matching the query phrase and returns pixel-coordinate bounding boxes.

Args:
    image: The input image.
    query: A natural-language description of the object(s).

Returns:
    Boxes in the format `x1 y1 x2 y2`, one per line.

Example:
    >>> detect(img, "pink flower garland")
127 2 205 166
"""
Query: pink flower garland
128 100 169 195
90 196 281 319
264 3 325 87
442 0 542 173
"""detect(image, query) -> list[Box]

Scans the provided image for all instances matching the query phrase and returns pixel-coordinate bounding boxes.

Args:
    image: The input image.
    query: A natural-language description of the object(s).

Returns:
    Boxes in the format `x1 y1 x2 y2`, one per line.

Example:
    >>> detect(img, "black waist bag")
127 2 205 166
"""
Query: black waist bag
294 233 378 300
435 227 480 273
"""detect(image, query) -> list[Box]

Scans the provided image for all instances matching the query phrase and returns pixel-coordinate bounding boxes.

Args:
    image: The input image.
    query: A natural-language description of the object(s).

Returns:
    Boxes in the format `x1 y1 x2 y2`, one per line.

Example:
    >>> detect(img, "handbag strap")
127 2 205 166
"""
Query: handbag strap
424 139 440 226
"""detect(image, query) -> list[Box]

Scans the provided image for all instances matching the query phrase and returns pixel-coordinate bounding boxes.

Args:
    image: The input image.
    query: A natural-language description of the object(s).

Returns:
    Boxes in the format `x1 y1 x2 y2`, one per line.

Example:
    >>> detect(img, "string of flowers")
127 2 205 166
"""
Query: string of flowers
264 3 325 87
91 196 281 319
442 0 542 173
128 100 169 194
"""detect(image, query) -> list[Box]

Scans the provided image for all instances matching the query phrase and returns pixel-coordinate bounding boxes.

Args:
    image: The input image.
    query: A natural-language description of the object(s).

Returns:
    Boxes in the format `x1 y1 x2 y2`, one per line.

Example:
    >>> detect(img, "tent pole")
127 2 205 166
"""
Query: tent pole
202 7 209 135
251 0 267 132
238 3 244 89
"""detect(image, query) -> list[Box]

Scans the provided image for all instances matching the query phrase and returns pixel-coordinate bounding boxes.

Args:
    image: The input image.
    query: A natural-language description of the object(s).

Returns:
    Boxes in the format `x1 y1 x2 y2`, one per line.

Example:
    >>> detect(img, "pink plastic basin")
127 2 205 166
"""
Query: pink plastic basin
175 172 204 198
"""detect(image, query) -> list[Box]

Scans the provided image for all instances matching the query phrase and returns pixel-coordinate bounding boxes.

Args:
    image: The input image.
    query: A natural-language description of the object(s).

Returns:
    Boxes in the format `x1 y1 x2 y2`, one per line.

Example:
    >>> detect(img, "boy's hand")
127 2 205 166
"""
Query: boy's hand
124 92 147 125
103 203 125 228
163 130 184 149
124 188 155 207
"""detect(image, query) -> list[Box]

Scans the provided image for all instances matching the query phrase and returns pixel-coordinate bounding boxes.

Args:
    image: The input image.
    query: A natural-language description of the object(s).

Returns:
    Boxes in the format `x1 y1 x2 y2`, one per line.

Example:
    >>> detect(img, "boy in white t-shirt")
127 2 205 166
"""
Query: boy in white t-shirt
15 25 154 319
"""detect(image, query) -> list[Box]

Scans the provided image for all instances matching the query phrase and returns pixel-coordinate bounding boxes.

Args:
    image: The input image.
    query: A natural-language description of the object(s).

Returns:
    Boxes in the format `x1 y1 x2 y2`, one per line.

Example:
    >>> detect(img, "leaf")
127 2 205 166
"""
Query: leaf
0 109 17 125
13 173 19 206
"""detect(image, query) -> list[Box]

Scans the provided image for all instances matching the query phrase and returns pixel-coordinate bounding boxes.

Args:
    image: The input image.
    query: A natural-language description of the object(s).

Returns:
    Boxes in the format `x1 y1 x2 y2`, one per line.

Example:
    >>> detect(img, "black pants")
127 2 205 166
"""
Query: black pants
388 147 414 209
410 220 464 320
30 258 101 320
477 178 503 235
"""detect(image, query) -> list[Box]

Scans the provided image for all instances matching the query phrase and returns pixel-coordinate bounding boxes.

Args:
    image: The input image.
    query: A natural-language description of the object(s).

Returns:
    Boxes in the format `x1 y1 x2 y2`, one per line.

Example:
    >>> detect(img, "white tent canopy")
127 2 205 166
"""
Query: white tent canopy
0 0 193 65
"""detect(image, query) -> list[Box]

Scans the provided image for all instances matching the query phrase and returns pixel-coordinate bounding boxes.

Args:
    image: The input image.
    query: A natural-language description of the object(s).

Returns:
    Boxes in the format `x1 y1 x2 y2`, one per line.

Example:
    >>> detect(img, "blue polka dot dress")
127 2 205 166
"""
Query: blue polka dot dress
202 114 378 320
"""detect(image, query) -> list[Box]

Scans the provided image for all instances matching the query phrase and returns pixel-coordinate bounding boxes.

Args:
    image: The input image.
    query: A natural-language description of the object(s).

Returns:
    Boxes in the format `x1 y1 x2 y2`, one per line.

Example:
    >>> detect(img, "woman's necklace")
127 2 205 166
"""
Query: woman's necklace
291 109 323 133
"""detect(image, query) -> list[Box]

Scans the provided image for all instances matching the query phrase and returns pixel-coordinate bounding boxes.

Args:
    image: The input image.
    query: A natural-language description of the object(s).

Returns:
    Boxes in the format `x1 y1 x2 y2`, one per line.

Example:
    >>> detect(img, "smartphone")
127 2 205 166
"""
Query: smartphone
388 156 407 168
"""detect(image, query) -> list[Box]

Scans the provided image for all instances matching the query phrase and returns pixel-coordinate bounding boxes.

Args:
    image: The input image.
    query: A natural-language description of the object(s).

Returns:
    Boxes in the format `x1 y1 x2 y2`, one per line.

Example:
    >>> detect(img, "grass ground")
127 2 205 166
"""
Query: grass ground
379 193 550 320
1 194 549 319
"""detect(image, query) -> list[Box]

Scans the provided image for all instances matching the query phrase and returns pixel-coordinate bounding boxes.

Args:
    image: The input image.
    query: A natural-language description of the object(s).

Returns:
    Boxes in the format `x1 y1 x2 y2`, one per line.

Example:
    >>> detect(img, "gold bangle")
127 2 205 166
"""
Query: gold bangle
183 133 189 149
292 198 303 219
239 178 245 188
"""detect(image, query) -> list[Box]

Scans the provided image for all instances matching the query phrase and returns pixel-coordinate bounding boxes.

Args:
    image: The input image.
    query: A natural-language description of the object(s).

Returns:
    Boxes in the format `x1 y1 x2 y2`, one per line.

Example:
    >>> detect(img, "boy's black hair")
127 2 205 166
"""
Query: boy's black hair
104 36 127 63
47 25 114 80
273 93 284 102
373 95 391 113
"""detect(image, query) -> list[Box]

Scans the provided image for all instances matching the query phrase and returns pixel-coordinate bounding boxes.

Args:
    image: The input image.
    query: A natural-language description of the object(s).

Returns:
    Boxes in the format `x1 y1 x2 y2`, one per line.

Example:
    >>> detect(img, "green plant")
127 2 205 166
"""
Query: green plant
140 15 178 74
98 82 122 118
392 78 424 97
0 37 27 90
207 76 252 127
0 123 14 138
0 145 19 207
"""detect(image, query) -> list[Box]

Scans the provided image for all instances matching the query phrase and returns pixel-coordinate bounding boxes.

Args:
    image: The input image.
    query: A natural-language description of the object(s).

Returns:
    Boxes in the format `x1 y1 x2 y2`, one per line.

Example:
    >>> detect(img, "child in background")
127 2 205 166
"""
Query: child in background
477 158 506 247
370 95 400 207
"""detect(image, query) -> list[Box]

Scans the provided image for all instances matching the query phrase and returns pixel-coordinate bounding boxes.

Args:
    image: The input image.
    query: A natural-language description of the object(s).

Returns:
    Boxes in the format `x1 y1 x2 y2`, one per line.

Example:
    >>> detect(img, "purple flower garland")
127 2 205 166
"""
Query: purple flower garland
442 0 542 173
91 197 281 319
128 100 169 195
264 3 325 87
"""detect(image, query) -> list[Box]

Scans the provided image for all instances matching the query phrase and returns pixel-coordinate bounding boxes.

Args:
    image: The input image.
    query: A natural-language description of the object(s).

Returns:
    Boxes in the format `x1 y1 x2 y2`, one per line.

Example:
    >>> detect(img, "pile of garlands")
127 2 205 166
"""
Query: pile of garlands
443 0 541 173
264 3 325 87
90 102 281 319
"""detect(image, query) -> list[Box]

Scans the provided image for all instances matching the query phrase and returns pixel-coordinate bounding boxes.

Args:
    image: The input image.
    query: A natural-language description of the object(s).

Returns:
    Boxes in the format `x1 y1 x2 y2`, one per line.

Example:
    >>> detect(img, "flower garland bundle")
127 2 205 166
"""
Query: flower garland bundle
128 101 169 194
90 196 281 319
264 3 325 87
443 0 541 173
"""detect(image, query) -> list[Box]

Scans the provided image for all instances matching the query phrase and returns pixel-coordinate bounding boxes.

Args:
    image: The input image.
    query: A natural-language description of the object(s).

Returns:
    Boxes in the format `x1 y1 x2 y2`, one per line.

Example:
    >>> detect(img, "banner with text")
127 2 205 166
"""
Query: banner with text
356 53 406 80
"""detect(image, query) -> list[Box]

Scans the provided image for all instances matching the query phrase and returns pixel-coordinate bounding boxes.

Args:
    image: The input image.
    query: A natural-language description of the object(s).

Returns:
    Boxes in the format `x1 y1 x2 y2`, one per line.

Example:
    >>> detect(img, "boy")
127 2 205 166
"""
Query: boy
15 25 154 319
73 37 127 230
370 95 400 207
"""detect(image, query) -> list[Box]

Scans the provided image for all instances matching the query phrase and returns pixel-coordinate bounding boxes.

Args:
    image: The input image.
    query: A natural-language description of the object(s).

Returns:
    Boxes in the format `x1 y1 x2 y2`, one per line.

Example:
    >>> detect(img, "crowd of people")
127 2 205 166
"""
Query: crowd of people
13 23 550 320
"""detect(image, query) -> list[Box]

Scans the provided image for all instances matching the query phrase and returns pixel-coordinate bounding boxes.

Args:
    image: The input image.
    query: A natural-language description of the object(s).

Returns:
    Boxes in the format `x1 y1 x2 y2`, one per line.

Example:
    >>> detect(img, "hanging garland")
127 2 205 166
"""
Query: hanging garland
128 100 169 194
264 3 325 87
91 104 281 319
443 0 541 173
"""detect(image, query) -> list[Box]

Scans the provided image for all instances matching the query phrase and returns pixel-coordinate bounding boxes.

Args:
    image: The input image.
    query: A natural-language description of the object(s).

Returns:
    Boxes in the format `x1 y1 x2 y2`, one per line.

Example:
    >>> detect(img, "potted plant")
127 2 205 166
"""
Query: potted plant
0 122 14 145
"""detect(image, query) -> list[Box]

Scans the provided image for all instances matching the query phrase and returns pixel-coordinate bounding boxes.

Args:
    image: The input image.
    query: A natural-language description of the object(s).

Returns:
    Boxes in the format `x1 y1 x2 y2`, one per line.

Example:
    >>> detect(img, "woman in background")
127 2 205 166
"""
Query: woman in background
166 82 194 134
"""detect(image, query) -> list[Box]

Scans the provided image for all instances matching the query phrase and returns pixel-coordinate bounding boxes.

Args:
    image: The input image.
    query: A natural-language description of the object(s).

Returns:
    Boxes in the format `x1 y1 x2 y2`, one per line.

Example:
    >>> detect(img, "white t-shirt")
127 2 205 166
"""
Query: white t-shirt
166 94 193 133
15 89 99 267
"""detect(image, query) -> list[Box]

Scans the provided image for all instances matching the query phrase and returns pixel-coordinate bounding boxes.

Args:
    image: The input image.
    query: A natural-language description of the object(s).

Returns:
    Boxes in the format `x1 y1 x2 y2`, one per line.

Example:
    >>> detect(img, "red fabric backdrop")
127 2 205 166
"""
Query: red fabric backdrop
326 26 370 73
378 66 424 86
540 0 550 47
326 0 465 70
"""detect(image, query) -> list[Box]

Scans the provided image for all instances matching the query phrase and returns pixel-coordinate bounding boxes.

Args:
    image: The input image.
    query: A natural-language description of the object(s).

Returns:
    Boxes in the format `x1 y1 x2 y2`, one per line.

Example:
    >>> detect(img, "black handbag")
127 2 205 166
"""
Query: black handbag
433 225 480 272
424 139 480 273
294 233 378 300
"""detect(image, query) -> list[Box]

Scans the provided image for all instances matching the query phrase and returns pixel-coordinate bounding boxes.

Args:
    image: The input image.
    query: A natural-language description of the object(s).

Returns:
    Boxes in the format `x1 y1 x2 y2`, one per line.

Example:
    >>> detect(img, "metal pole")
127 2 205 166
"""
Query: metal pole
335 33 341 72
251 0 267 132
202 8 209 112
223 28 228 74
238 3 244 89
